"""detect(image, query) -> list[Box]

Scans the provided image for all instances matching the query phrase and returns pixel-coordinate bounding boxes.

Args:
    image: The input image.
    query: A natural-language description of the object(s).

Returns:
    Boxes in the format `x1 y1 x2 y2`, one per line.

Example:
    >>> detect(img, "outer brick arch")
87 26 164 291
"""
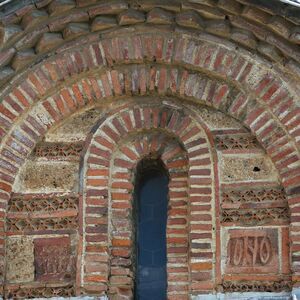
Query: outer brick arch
1 31 300 145
0 30 299 286
79 103 216 298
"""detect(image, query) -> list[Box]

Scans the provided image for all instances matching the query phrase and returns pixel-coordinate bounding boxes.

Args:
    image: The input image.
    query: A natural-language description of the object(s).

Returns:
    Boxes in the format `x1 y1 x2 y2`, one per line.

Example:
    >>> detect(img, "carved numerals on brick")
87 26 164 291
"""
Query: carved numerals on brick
34 237 75 281
226 229 278 274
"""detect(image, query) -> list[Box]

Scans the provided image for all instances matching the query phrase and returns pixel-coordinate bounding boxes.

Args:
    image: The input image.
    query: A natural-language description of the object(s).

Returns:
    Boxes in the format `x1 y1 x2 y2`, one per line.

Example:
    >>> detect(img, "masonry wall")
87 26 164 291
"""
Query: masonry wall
1 98 289 299
0 0 300 298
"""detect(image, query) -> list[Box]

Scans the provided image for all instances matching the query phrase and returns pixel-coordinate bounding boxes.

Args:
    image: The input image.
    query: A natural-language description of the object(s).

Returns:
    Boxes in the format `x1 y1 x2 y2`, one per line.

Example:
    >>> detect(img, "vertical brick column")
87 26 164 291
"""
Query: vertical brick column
180 127 215 294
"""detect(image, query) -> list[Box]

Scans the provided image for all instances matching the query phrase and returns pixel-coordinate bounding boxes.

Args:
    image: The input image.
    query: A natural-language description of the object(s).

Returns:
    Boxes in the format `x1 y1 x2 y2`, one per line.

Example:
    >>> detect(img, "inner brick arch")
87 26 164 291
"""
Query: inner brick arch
80 103 215 298
109 132 189 299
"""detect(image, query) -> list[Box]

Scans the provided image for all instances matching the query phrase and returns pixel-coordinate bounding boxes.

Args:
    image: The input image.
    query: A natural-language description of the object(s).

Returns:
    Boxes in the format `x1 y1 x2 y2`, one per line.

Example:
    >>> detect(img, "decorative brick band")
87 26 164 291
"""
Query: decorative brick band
80 104 214 298
221 280 292 293
33 142 84 160
4 283 75 299
214 134 259 150
6 216 78 234
221 187 289 225
6 193 79 234
8 193 79 212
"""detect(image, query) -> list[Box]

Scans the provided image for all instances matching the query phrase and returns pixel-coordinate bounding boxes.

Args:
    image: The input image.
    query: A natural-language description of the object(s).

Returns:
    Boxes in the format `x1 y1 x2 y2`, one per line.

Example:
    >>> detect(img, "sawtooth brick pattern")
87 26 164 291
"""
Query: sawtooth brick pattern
0 0 300 87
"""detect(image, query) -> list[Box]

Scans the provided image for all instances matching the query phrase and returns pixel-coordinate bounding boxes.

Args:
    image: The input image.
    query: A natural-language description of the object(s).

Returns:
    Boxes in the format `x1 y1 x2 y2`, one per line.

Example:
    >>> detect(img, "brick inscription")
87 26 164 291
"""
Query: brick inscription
226 229 278 274
34 237 75 281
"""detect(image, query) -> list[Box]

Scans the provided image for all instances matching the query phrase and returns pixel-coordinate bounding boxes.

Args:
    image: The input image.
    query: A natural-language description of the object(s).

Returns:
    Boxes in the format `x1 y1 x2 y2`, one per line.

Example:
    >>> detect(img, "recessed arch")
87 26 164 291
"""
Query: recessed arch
79 104 215 297
0 13 298 297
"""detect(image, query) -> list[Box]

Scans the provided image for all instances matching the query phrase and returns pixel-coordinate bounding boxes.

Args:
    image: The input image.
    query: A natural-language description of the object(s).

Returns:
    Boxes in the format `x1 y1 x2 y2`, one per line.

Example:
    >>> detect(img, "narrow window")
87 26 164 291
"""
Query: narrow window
134 159 168 299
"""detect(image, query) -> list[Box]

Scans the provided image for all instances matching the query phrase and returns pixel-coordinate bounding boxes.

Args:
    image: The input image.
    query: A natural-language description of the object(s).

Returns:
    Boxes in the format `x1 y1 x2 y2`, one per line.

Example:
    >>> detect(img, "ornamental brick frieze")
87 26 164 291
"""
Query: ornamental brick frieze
221 207 289 225
221 187 289 225
8 193 79 212
221 280 292 293
4 284 75 298
33 142 84 160
222 187 286 204
215 134 259 150
6 216 78 233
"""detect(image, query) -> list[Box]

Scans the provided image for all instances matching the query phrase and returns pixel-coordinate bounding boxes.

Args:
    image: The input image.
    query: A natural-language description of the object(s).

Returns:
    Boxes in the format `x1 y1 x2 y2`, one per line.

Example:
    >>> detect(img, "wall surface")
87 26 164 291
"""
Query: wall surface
0 0 300 299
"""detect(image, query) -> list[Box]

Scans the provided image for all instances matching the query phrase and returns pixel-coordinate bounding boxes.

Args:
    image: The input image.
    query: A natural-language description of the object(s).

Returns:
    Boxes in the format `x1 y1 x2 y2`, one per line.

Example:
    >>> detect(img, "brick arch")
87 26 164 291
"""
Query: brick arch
1 31 299 145
0 0 300 90
80 104 215 298
0 31 299 286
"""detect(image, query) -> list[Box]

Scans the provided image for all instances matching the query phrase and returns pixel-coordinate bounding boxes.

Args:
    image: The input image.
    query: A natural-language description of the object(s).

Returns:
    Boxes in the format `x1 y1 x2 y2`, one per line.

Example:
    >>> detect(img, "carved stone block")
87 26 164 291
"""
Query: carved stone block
14 160 79 193
220 155 277 182
225 228 279 274
6 236 34 283
34 237 75 282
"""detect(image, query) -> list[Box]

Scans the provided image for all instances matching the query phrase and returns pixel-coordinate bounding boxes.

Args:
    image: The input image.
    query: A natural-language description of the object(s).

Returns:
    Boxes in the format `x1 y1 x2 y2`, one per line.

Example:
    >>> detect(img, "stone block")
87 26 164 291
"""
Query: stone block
188 0 215 6
6 236 34 283
183 3 225 20
218 0 242 14
118 9 145 25
196 107 243 130
11 49 36 71
34 236 75 281
290 26 300 44
285 59 300 79
223 228 279 274
88 1 128 18
0 48 16 68
0 25 22 46
21 10 48 29
176 11 204 29
138 1 180 12
48 0 75 16
63 22 90 40
241 6 270 25
220 154 277 182
147 8 174 25
206 20 231 38
91 16 117 32
45 108 102 142
257 42 283 63
231 28 257 49
0 67 14 86
15 26 49 51
48 11 89 32
14 160 79 192
267 16 291 39
36 33 63 54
